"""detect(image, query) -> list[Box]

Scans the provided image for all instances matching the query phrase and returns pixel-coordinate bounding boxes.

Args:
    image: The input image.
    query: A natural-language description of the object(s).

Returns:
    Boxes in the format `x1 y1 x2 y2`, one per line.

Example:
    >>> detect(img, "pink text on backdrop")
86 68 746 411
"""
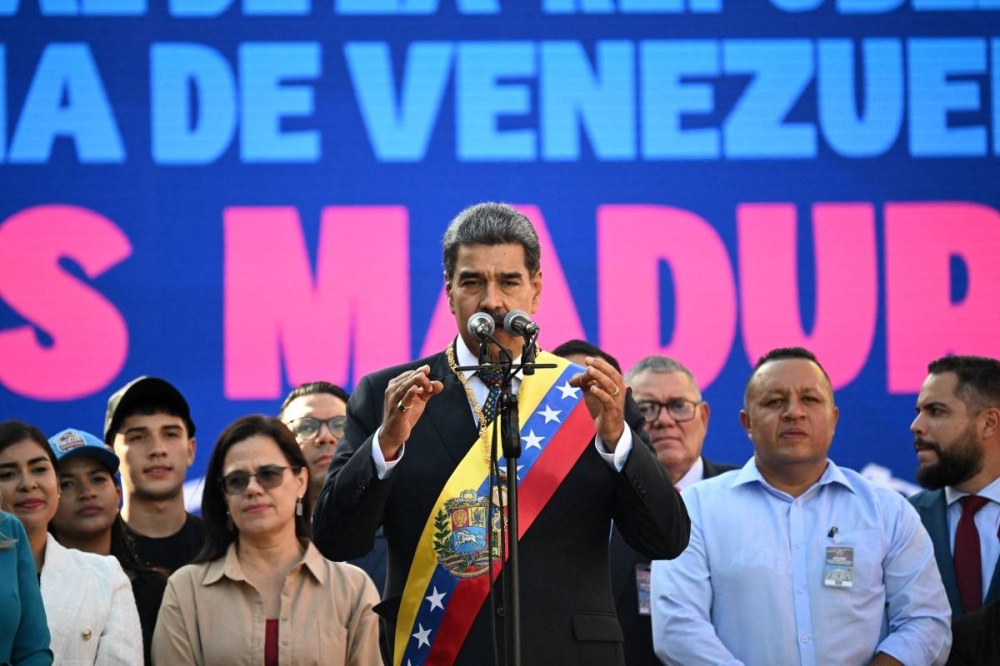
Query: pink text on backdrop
223 206 410 399
0 205 131 400
3 201 1000 401
738 202 878 389
885 202 1000 393
220 201 1000 397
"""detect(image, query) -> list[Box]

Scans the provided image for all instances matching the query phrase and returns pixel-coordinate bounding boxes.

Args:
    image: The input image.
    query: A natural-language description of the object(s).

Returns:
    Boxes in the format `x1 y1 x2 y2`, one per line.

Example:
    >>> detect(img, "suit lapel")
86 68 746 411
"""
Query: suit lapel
703 458 722 479
423 350 480 466
916 490 962 614
988 535 1000 606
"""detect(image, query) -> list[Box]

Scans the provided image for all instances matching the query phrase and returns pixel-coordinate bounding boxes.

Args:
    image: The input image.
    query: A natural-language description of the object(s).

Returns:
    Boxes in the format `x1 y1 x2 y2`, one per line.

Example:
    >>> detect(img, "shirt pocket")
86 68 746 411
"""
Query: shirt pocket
315 620 348 665
831 529 885 594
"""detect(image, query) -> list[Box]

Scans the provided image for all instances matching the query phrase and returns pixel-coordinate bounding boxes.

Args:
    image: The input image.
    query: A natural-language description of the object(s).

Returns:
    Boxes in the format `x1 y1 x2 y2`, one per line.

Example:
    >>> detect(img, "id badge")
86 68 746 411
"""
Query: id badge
635 564 651 615
823 546 854 588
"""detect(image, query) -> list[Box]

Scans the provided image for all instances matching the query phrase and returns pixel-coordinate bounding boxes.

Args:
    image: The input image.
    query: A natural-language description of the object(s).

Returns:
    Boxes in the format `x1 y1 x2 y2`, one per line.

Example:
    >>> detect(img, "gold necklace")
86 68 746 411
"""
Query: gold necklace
446 344 492 464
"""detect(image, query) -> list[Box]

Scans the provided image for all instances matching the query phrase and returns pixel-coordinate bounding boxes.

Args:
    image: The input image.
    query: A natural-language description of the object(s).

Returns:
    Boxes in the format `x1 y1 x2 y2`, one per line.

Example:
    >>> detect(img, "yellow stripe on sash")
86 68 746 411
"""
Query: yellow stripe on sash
393 352 572 665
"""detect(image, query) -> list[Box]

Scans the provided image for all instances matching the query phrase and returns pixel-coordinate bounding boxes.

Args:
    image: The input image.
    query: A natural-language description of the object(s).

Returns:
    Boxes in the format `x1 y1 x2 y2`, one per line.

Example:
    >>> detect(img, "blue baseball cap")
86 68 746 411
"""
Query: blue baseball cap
49 428 120 475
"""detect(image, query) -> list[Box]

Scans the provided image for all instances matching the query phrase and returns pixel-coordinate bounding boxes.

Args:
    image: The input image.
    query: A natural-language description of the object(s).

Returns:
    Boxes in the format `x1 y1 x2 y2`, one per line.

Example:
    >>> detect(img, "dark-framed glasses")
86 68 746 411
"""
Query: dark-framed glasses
287 416 346 442
220 465 300 495
636 399 703 423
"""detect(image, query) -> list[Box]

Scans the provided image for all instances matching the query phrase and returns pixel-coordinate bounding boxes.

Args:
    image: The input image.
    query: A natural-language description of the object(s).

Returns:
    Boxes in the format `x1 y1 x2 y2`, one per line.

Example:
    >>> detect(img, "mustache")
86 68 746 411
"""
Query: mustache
482 310 506 325
914 437 939 453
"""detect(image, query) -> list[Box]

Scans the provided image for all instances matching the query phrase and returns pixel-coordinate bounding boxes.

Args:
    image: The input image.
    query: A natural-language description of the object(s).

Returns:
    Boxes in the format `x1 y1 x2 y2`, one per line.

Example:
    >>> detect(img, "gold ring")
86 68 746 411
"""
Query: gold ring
397 400 411 413
611 386 620 397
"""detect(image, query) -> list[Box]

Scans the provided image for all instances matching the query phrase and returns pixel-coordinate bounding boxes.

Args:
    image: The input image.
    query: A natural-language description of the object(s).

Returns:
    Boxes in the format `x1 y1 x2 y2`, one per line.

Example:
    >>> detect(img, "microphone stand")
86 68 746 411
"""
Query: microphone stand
458 330 554 666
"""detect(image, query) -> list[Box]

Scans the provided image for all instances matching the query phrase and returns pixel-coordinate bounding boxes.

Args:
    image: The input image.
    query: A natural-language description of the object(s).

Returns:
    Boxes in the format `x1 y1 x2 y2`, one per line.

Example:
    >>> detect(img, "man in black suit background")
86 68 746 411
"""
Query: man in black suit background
313 203 689 665
612 355 736 666
910 355 1000 619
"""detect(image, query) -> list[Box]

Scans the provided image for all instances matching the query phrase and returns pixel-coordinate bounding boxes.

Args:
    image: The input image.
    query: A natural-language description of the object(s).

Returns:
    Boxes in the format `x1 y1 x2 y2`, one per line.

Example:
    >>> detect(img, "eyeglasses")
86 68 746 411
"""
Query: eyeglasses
220 465 300 495
287 416 346 443
636 399 703 424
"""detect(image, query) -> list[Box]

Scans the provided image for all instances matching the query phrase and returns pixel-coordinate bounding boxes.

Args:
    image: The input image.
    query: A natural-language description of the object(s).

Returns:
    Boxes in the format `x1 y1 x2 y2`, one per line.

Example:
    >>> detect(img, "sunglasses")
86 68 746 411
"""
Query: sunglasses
287 416 346 443
220 465 300 495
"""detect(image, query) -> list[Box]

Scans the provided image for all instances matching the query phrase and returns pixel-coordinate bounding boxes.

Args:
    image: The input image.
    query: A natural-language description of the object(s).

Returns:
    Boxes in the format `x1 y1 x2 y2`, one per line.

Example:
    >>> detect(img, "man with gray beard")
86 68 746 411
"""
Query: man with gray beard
910 355 1000 618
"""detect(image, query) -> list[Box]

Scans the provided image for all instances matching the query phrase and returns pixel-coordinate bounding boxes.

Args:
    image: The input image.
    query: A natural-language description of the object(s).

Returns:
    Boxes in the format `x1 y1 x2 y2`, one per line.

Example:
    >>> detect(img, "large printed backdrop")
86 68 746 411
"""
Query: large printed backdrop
1 1 998 497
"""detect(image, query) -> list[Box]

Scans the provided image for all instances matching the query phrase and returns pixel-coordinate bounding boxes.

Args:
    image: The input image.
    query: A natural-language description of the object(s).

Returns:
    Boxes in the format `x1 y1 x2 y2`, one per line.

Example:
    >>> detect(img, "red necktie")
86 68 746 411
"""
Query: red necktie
954 495 990 613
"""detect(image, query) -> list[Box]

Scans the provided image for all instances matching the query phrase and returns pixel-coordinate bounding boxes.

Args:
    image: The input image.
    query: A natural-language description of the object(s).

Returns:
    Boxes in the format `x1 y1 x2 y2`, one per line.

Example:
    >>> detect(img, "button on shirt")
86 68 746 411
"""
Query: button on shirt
946 476 1000 601
151 541 382 666
650 459 952 666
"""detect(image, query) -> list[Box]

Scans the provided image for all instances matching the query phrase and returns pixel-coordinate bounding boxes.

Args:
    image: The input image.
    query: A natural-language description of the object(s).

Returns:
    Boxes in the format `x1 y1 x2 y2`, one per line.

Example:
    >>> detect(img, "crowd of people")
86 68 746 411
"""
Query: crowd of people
2 203 999 665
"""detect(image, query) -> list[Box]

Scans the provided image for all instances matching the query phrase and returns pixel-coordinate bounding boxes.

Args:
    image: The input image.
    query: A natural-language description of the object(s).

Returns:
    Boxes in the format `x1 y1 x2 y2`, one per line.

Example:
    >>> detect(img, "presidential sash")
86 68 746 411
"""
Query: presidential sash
394 352 595 666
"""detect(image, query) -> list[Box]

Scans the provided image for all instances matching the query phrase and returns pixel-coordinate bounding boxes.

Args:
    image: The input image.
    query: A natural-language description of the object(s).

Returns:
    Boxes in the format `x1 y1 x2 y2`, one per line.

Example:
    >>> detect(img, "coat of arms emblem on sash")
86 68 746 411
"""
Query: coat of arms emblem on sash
433 488 505 578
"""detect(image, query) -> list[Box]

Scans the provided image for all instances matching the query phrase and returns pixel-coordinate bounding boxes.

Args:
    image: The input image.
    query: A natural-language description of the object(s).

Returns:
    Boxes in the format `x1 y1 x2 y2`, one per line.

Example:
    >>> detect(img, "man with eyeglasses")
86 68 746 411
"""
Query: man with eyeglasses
626 355 734 488
615 355 736 666
279 381 388 594
279 381 350 511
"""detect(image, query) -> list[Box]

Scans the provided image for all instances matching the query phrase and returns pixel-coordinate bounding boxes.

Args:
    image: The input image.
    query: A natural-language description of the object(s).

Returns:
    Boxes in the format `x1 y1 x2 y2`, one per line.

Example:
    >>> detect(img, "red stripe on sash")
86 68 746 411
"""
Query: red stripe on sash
424 401 595 664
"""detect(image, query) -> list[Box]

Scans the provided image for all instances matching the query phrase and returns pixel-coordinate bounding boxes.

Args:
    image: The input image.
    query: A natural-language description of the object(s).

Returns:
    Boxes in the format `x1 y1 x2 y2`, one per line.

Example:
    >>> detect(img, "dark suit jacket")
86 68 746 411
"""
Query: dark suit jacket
348 526 387 596
313 350 690 666
946 599 1000 666
910 488 1000 618
610 457 737 666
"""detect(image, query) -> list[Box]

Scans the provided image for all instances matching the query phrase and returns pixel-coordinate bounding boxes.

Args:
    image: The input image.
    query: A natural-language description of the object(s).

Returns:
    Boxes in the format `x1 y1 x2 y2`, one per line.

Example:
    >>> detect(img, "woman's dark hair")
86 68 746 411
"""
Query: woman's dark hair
0 420 57 466
195 415 310 563
48 512 164 578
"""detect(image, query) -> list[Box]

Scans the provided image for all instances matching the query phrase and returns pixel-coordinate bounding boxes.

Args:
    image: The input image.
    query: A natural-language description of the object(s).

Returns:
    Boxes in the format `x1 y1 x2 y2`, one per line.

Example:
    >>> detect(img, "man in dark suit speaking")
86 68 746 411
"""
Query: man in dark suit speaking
313 202 689 665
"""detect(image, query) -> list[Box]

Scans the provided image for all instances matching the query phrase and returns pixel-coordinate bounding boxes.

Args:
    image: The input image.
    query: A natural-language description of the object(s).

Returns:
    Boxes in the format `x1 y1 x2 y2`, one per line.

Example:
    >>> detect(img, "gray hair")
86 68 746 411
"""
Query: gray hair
625 355 701 400
442 203 541 279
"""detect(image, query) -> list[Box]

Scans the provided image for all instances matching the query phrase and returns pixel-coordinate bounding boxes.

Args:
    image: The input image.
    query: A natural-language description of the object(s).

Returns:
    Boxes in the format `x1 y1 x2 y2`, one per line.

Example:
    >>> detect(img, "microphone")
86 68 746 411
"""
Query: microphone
467 312 496 341
503 310 539 337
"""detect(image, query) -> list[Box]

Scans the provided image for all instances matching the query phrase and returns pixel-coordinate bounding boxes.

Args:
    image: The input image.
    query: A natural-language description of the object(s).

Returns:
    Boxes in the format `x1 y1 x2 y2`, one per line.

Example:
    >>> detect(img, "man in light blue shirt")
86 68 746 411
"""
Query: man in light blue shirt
651 347 951 666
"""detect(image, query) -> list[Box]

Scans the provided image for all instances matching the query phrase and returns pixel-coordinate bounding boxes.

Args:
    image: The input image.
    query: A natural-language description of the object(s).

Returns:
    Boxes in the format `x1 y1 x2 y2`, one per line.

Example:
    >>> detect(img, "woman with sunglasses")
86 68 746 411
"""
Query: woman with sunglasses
152 415 381 666
1 494 53 665
0 420 142 665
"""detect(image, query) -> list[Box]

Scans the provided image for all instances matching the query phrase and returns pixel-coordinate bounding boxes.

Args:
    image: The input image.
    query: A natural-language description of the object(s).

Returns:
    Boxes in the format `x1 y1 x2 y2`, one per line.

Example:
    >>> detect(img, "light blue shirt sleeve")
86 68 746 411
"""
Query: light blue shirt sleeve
651 487 743 666
874 496 952 666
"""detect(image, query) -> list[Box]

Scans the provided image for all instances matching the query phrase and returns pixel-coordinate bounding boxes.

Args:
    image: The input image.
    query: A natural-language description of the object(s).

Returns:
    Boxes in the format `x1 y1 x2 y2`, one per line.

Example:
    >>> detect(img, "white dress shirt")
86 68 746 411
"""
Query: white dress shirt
945 475 1000 600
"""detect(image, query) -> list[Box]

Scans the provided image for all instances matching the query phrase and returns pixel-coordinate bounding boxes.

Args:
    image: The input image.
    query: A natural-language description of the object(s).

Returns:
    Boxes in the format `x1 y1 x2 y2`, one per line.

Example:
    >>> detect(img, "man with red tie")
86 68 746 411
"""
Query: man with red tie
910 355 1000 618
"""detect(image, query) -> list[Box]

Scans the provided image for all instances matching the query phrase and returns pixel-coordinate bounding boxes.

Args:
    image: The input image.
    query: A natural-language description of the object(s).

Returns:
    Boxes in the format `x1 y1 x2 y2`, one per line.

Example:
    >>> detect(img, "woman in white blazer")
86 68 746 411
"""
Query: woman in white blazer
0 420 143 665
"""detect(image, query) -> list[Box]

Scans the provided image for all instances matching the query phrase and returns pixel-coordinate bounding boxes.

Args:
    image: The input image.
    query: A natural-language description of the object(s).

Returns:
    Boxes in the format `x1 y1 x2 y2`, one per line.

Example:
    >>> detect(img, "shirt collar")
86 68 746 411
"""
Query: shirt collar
945 475 1000 507
675 456 705 492
731 457 854 500
203 539 327 586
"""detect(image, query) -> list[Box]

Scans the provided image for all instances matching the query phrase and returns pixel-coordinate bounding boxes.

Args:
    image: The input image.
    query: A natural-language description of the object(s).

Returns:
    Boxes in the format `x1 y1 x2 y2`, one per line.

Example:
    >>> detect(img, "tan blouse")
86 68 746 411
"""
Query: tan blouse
151 540 382 665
